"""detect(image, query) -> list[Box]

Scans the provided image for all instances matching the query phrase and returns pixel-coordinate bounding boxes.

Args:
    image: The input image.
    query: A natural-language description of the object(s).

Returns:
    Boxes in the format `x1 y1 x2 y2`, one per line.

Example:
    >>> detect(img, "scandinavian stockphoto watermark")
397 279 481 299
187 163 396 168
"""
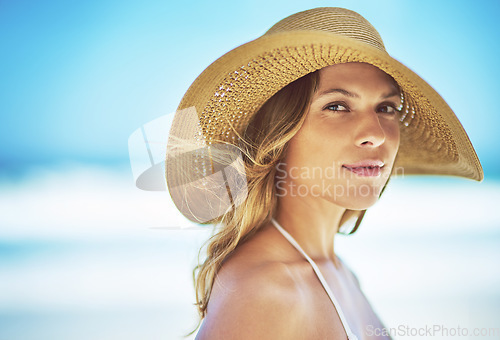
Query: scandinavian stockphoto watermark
274 161 404 198
128 108 405 227
129 108 249 225
366 324 500 338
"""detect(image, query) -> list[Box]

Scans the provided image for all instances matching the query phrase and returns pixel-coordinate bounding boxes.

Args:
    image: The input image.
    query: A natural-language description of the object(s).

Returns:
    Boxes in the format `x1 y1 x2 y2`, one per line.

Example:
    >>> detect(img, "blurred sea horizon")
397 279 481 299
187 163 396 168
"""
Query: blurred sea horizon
1 164 499 339
1 0 499 338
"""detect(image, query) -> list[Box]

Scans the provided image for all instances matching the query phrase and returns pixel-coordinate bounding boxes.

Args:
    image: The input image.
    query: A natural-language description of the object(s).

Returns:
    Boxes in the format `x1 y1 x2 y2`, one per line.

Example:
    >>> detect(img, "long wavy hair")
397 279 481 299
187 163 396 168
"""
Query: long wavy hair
189 69 367 333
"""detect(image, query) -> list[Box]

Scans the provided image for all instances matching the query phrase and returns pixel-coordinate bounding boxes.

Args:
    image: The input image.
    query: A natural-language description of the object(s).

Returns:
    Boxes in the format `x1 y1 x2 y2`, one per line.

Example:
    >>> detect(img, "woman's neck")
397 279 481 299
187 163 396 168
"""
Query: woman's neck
274 195 346 266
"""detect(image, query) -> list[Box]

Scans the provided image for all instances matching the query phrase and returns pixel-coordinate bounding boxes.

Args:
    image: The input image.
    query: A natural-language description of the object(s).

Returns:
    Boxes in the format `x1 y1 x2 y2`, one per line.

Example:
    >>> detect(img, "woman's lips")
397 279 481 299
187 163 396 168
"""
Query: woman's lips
342 160 385 177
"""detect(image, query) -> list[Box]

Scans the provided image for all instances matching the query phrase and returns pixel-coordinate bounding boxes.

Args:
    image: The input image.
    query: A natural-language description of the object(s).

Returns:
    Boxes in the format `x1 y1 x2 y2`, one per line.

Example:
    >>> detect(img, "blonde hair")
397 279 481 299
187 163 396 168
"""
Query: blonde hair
190 70 365 333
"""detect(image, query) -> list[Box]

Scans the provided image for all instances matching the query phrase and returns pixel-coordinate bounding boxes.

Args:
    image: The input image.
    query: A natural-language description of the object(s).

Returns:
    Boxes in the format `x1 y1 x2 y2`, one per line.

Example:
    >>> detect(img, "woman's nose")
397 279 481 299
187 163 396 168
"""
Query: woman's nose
354 111 386 148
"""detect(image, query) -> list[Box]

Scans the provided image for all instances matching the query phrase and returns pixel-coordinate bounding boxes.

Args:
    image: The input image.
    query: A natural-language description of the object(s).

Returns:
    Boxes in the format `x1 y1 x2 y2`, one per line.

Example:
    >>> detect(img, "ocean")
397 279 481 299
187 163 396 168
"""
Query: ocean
0 165 499 339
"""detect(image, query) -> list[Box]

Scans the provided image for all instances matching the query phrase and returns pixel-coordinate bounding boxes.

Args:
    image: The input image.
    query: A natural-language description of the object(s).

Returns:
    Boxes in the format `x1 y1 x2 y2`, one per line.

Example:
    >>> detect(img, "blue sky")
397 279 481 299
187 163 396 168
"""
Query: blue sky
1 0 499 177
0 3 499 338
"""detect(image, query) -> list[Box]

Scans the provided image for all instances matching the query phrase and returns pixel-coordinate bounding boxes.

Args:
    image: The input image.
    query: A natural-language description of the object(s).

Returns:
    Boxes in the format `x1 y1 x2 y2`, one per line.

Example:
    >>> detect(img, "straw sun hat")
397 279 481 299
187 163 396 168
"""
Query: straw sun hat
165 7 483 223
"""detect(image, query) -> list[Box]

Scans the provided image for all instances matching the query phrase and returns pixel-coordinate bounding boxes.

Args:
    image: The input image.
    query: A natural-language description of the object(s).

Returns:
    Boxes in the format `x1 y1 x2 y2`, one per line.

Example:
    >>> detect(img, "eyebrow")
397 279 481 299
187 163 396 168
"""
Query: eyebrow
318 88 359 98
381 89 401 99
317 88 401 99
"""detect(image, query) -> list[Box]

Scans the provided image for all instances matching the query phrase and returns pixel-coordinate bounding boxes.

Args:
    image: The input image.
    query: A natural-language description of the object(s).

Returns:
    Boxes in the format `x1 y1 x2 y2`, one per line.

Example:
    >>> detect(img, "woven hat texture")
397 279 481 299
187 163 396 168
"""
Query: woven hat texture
166 7 483 222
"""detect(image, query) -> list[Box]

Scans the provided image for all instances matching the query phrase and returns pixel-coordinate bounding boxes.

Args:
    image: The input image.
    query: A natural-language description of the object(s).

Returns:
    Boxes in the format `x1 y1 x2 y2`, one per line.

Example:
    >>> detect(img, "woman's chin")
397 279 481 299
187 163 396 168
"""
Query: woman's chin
327 194 381 210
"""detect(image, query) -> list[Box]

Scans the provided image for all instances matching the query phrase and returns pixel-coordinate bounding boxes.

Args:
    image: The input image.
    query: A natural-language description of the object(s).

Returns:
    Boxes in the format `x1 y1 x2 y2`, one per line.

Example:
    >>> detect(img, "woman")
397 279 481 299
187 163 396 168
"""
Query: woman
165 7 483 339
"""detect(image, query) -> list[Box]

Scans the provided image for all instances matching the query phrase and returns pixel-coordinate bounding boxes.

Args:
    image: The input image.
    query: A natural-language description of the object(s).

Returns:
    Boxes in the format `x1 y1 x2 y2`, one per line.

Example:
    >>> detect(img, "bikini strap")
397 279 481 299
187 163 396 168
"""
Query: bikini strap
271 218 358 340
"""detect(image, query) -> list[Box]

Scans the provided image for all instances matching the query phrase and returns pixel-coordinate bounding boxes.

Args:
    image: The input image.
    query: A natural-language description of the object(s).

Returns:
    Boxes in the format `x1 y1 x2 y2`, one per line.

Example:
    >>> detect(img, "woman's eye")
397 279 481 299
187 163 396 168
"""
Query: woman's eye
377 105 397 114
325 103 349 111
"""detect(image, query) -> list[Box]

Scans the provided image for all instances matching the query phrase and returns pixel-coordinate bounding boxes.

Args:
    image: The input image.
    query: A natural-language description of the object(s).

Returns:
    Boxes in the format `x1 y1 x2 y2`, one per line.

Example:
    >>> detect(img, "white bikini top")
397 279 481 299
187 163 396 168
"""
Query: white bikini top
271 218 359 340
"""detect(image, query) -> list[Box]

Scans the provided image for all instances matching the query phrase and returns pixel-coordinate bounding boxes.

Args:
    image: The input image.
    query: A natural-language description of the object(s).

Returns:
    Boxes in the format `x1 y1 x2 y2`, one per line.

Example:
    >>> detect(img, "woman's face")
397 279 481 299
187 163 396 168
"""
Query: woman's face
278 63 401 210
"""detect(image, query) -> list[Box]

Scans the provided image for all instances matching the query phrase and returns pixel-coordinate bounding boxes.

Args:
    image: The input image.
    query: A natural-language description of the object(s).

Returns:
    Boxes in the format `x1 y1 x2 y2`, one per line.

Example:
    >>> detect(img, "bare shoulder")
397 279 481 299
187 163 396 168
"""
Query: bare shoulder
338 256 362 289
196 228 308 339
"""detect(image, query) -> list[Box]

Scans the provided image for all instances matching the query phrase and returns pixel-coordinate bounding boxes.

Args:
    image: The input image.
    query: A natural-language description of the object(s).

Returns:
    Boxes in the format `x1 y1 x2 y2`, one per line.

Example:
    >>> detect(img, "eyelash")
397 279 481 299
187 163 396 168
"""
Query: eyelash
324 102 349 112
378 102 399 114
323 102 399 114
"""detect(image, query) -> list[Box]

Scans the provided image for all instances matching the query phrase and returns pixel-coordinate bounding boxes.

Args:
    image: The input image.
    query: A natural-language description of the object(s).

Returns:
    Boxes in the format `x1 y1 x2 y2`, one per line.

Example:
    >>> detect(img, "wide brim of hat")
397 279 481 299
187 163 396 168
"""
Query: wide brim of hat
170 30 483 187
